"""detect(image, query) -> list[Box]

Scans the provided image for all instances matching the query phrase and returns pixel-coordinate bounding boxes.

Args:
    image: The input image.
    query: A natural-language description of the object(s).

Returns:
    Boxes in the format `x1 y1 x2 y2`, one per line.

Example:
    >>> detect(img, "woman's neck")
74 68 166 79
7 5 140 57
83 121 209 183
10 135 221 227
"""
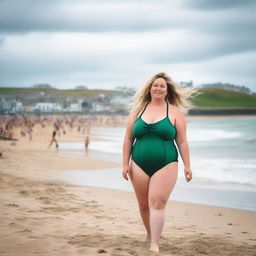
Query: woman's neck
150 98 166 106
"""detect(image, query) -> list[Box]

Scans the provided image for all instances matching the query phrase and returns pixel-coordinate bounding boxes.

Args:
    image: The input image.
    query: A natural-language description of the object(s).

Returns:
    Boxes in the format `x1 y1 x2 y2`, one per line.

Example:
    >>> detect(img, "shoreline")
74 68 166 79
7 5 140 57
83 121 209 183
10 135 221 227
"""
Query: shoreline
53 165 256 212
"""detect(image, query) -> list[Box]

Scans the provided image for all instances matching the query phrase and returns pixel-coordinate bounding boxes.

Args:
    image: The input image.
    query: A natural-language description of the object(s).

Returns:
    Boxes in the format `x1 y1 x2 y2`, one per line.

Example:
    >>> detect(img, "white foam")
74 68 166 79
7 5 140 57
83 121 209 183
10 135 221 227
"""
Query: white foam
59 141 122 154
182 158 256 187
187 128 241 142
89 141 122 154
59 142 85 150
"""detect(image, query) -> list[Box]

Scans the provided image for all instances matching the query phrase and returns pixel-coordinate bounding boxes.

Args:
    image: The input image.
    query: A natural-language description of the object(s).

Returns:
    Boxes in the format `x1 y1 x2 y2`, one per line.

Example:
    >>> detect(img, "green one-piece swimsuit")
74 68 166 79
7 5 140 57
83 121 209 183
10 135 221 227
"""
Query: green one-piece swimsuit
132 102 178 177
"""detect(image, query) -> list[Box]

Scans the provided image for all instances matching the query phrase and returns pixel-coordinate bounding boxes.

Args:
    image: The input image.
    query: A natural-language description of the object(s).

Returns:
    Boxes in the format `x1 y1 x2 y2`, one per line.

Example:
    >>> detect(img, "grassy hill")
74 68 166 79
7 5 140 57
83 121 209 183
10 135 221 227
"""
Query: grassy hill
192 88 256 108
0 88 118 97
0 87 256 108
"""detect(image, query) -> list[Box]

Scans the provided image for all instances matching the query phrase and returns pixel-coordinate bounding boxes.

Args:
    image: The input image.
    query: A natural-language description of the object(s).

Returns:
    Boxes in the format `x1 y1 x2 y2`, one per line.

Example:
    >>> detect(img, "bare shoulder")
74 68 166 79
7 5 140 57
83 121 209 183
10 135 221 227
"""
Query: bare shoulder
170 104 182 116
169 104 186 122
126 111 138 126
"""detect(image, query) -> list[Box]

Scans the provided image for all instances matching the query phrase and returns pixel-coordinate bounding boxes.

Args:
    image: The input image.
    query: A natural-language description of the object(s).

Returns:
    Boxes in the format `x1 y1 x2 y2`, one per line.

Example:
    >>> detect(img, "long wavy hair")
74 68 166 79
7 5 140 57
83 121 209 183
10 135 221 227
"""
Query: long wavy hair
130 72 200 117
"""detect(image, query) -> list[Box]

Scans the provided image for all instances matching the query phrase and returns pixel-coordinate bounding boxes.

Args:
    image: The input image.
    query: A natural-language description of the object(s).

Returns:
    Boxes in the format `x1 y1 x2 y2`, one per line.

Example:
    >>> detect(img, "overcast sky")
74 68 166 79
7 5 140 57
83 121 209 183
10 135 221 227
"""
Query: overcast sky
0 0 256 91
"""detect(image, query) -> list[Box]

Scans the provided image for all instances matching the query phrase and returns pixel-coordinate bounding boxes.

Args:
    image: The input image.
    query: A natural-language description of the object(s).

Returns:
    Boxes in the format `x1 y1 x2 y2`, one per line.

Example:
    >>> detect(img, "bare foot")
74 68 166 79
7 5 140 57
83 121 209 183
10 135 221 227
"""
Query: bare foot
149 243 159 253
145 233 151 242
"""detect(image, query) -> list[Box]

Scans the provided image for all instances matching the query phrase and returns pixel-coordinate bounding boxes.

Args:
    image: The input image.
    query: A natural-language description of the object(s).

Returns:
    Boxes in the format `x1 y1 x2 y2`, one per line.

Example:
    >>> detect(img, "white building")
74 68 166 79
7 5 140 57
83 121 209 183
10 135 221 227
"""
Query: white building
0 98 12 111
91 102 110 112
110 96 130 105
15 102 24 112
34 102 62 112
69 103 81 112
66 99 85 112
0 98 23 113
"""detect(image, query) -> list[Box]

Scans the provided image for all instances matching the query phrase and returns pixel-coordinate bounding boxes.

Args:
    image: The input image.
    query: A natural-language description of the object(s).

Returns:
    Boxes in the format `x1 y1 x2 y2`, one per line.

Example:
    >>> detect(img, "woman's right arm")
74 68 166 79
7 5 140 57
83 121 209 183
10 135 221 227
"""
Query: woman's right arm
122 113 136 180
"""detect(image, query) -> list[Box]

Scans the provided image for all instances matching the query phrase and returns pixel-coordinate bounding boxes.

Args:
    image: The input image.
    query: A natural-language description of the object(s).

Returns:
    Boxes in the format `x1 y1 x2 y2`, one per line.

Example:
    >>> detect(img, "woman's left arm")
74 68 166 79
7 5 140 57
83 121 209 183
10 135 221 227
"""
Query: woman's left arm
174 108 192 182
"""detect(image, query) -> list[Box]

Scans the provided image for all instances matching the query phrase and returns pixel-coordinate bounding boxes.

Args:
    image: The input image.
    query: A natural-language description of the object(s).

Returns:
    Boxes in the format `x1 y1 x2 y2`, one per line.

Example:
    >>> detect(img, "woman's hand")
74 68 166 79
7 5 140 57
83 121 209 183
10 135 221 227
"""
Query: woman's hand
184 167 192 182
122 164 131 180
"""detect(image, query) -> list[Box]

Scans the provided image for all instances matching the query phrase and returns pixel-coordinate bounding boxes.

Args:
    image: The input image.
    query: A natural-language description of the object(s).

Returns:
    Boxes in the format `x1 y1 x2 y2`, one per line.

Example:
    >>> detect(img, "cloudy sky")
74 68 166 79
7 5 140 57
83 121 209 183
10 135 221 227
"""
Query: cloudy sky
0 0 256 91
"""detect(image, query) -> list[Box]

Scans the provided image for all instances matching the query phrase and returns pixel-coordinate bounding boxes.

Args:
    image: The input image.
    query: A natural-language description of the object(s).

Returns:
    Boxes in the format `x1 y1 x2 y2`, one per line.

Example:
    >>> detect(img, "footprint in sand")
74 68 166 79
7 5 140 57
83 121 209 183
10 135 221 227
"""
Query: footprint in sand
8 222 25 230
37 196 52 204
175 227 184 230
94 215 103 219
6 203 19 207
15 229 32 234
68 234 153 255
19 190 29 196
15 217 26 221
97 248 107 253
42 206 82 213
30 221 46 227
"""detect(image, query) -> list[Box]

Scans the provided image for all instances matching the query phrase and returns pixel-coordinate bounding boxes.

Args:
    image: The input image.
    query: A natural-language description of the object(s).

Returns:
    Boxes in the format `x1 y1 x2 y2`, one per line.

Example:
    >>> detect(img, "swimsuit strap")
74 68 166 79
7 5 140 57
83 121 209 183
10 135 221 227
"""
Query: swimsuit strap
140 102 169 118
139 102 149 118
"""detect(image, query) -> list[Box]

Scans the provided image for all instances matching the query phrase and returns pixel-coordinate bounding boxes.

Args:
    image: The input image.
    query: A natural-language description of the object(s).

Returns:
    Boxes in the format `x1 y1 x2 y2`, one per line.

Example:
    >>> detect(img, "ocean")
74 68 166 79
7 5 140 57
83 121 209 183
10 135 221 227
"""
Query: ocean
56 116 256 211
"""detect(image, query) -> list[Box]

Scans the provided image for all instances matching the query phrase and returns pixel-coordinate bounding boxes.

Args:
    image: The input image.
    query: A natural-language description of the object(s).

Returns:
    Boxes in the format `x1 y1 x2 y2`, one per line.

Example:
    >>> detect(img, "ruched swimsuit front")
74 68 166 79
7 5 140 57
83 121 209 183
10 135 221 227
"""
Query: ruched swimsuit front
132 102 178 177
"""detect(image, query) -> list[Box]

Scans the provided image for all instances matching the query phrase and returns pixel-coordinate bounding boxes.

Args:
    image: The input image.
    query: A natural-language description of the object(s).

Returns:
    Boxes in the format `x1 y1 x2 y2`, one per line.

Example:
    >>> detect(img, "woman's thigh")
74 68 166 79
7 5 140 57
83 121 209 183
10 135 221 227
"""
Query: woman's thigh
148 162 178 208
130 161 150 206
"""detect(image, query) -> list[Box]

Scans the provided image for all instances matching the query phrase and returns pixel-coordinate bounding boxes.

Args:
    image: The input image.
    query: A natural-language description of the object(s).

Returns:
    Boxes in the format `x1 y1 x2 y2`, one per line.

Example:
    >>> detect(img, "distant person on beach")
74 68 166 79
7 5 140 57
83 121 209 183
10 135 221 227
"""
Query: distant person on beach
48 126 59 149
122 72 198 252
27 126 33 141
85 135 90 154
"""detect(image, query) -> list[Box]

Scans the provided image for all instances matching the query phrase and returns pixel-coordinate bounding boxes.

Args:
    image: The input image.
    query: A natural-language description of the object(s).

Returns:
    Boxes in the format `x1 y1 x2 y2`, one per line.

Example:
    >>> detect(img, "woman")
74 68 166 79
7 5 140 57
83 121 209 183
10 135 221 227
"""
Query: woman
122 72 198 252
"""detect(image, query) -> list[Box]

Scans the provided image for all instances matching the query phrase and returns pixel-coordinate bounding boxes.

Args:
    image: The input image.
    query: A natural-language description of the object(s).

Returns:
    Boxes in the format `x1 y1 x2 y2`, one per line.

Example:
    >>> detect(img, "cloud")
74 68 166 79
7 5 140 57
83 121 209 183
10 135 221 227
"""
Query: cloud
1 1 255 59
1 0 255 36
0 37 4 46
182 0 256 10
0 0 255 91
0 1 180 33
1 29 254 71
148 29 256 64
1 31 255 90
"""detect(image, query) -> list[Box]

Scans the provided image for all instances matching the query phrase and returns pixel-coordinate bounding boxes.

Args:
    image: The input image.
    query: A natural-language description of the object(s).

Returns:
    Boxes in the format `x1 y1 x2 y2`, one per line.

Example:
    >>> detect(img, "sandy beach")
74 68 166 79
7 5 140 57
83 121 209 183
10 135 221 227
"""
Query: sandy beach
0 123 256 256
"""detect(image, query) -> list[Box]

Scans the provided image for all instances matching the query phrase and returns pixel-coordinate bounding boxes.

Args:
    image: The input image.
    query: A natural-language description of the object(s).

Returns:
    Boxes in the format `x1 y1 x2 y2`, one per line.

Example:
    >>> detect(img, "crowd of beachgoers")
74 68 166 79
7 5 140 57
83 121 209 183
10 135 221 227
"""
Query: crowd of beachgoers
0 114 126 141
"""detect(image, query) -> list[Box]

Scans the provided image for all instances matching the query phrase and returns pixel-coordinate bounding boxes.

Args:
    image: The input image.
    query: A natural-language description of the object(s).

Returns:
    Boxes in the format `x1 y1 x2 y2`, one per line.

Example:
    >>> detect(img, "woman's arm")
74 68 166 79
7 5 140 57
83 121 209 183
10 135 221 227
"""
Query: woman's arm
122 112 136 180
174 108 192 182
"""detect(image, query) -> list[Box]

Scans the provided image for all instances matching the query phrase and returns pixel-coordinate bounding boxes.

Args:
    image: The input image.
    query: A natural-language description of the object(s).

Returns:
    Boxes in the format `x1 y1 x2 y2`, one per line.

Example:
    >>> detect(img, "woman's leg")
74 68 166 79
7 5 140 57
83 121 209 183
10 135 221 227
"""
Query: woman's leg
130 161 151 240
148 162 178 252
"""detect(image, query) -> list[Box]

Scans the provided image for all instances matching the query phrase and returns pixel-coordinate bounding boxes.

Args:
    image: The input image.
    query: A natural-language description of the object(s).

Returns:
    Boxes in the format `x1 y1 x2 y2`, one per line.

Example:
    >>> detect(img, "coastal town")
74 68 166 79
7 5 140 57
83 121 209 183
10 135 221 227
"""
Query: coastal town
0 82 254 115
0 86 134 115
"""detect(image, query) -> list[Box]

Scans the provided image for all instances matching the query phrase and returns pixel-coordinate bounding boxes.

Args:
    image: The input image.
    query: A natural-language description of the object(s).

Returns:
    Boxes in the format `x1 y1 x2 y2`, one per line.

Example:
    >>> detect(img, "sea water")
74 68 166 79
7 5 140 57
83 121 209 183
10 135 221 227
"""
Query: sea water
57 117 256 211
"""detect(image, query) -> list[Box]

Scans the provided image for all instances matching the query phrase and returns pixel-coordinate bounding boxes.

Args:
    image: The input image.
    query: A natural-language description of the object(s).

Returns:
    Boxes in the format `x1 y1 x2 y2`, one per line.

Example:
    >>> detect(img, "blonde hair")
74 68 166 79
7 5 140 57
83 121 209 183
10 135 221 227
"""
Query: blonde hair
130 72 200 117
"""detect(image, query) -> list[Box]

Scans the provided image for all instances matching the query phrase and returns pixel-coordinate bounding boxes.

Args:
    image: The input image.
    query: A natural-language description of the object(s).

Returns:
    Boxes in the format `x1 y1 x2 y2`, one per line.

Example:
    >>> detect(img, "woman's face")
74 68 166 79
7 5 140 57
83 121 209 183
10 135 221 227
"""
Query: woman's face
150 78 168 100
